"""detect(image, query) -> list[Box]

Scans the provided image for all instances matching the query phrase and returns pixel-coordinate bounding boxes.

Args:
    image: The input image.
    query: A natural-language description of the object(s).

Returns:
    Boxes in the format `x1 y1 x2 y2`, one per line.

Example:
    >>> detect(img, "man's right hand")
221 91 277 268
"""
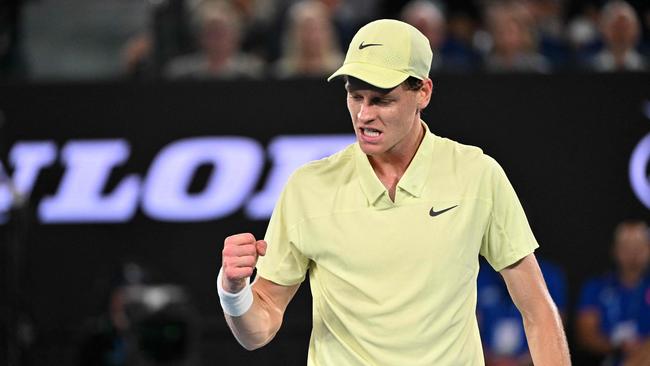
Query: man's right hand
222 233 267 293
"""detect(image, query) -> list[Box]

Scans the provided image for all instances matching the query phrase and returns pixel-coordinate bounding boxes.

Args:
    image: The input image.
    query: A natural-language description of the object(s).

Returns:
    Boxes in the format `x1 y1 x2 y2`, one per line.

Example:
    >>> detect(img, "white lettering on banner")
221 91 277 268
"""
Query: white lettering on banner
142 137 264 221
245 135 355 219
0 135 356 224
39 140 140 223
2 130 647 223
629 132 650 210
0 141 57 213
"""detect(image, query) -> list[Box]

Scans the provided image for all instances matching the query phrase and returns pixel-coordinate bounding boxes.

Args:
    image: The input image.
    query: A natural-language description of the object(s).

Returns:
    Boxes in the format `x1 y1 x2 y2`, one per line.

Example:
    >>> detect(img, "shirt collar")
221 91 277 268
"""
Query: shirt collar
354 121 435 206
354 143 386 206
397 122 434 197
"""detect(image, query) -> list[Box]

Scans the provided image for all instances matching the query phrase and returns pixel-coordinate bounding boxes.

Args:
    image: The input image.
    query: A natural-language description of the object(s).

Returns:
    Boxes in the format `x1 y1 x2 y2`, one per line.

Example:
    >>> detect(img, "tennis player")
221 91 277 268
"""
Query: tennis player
218 19 570 365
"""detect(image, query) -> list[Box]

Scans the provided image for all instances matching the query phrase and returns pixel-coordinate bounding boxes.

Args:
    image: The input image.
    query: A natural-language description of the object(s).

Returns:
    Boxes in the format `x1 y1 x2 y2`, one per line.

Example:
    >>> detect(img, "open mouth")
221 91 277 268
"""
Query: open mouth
360 127 382 137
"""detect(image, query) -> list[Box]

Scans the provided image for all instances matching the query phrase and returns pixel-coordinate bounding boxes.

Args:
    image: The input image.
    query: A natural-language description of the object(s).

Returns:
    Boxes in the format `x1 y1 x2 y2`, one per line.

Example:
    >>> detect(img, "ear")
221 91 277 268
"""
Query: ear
417 78 434 110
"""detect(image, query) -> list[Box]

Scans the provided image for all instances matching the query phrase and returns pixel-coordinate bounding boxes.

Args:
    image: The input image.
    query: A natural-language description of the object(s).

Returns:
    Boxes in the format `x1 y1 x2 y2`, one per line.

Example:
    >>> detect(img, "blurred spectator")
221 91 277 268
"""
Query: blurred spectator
445 2 482 53
477 257 567 366
122 33 154 78
316 0 380 50
217 0 278 62
589 0 646 72
576 220 650 366
400 0 479 73
272 0 343 78
626 0 650 52
526 0 571 69
482 1 551 73
79 262 199 366
165 0 263 79
527 0 564 40
268 0 379 64
567 3 601 60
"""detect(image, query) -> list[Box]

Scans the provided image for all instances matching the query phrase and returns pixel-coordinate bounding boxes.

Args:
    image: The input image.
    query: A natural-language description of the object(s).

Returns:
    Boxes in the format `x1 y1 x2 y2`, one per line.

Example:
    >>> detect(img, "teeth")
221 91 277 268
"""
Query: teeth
363 128 380 137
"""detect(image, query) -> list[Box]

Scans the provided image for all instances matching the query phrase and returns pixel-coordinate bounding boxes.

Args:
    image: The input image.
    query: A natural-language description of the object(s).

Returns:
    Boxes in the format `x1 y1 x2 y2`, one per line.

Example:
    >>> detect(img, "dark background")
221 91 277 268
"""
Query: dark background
1 73 649 364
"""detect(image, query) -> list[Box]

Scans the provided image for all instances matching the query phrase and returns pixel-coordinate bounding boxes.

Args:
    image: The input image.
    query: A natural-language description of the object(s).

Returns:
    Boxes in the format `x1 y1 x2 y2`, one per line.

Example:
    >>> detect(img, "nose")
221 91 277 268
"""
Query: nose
357 102 375 124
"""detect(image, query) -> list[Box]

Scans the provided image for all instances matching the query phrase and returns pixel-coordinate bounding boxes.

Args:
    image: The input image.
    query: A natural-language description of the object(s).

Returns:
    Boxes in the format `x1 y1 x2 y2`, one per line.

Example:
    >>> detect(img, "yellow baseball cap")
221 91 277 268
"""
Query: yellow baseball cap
327 19 433 89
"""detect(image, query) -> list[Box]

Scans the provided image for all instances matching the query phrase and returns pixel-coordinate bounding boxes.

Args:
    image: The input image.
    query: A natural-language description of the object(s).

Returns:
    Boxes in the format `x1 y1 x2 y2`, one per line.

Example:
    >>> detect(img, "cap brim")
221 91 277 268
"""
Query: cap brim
327 62 410 89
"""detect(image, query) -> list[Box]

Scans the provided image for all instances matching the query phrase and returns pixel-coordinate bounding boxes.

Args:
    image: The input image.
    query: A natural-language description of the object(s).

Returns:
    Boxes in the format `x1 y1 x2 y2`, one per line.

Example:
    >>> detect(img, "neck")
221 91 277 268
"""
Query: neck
619 268 644 287
368 120 425 200
207 52 231 68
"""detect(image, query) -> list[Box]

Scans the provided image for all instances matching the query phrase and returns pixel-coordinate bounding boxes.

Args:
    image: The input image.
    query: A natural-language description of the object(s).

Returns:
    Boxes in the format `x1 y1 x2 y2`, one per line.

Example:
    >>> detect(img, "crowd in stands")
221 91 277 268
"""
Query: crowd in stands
131 0 650 80
1 0 649 80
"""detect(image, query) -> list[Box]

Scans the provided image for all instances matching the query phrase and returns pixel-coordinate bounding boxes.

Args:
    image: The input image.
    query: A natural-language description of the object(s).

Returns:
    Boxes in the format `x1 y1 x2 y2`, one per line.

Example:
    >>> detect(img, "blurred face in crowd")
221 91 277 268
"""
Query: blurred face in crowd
201 16 239 59
403 7 446 50
613 223 650 276
345 77 431 158
490 10 525 53
288 1 335 60
488 5 533 56
296 13 330 57
601 4 640 50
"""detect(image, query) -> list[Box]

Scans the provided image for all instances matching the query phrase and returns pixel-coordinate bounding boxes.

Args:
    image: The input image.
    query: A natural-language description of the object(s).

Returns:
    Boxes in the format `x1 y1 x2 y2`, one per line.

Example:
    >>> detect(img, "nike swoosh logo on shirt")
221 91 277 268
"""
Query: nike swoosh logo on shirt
429 205 458 217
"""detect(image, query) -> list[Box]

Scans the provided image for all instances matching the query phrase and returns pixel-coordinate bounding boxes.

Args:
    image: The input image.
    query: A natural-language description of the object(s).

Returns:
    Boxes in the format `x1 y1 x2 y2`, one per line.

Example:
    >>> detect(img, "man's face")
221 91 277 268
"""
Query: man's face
201 18 238 57
614 225 650 274
603 8 639 49
345 77 430 157
490 13 527 54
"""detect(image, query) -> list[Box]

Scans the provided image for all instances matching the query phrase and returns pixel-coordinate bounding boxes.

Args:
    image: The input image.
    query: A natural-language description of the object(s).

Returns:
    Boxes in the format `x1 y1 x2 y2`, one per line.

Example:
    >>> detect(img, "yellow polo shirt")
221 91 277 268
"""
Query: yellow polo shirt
256 123 539 365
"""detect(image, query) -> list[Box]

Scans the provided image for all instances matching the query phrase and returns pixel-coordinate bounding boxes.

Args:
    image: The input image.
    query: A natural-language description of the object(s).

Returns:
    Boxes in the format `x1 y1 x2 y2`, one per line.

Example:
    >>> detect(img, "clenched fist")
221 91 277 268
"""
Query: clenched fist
222 233 267 293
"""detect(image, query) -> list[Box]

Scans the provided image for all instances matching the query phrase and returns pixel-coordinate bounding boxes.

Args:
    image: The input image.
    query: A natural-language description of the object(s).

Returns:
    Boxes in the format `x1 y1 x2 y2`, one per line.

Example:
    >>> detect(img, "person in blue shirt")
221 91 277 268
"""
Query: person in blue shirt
576 220 650 366
477 257 567 365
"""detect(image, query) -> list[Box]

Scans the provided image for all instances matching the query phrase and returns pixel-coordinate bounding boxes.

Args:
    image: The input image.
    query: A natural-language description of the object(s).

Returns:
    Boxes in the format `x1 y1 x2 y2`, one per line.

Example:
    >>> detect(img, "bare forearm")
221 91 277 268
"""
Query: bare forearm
523 306 571 365
500 255 571 365
219 234 299 350
224 288 283 350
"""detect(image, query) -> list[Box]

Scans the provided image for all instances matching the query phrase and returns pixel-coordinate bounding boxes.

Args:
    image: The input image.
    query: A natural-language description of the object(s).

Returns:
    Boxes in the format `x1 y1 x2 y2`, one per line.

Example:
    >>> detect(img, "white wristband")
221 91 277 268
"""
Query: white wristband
217 267 254 316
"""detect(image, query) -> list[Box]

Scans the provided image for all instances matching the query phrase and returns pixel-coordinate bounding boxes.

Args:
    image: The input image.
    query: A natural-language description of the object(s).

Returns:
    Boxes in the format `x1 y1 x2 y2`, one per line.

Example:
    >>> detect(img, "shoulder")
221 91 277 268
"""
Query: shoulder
432 134 502 180
434 135 497 166
276 144 356 219
434 134 484 158
287 143 356 187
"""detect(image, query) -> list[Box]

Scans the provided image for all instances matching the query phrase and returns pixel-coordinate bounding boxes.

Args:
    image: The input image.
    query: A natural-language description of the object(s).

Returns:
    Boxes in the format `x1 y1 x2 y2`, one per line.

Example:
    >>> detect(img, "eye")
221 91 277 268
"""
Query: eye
348 94 363 101
373 97 392 106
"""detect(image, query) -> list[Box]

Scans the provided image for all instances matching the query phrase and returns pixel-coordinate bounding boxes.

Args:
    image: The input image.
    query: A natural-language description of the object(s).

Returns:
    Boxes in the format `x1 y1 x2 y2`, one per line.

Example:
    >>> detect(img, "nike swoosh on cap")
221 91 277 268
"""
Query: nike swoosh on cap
429 205 458 217
358 41 383 50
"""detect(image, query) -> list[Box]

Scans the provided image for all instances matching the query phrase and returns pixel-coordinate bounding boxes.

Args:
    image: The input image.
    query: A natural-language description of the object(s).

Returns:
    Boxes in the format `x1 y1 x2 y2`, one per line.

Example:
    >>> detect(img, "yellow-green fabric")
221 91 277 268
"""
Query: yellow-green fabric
327 19 433 89
256 123 539 365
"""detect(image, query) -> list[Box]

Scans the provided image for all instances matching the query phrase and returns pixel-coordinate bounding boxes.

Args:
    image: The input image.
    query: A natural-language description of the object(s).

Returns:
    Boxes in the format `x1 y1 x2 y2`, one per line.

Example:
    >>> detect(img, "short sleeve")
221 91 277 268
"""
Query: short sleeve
480 157 539 271
255 179 310 286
